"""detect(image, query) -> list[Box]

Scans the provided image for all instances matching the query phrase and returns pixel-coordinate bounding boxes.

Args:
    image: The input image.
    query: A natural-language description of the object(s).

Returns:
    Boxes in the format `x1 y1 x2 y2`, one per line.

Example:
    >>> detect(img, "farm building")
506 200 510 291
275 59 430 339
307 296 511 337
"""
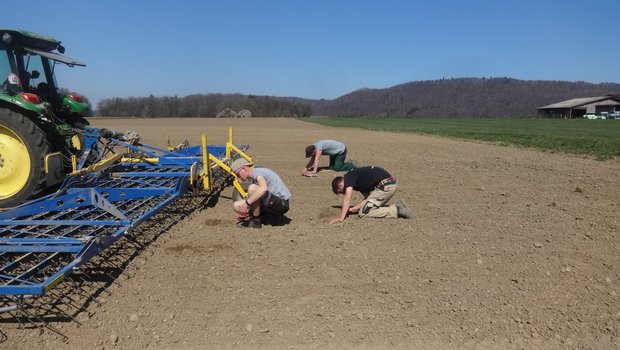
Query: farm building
538 96 620 119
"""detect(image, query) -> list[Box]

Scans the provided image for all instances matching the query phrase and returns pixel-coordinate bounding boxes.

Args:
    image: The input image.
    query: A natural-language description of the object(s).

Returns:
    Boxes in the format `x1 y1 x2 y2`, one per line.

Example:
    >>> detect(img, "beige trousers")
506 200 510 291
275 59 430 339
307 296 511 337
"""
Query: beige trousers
358 183 398 219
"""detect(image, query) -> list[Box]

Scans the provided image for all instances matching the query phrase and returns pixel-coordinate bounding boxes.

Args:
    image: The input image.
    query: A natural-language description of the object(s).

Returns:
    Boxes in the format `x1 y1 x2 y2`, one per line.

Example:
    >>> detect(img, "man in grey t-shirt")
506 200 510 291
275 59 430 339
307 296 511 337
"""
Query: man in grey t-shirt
231 158 291 229
303 139 357 176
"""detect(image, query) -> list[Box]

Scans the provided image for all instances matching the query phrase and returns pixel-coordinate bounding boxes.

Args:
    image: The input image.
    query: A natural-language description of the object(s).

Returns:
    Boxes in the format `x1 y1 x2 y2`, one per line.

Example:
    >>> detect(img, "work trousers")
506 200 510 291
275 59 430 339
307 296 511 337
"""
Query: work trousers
329 149 355 172
358 183 398 219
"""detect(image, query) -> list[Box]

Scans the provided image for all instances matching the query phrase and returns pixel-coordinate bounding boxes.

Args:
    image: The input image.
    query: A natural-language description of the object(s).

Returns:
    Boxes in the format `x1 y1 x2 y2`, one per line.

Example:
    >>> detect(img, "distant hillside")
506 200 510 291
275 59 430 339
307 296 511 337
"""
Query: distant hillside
95 78 620 118
312 78 620 118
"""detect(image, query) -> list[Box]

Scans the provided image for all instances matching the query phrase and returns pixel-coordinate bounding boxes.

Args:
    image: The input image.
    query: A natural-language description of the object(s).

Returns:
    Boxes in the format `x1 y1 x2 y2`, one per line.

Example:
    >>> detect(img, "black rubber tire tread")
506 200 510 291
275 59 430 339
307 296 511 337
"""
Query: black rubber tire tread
0 108 51 208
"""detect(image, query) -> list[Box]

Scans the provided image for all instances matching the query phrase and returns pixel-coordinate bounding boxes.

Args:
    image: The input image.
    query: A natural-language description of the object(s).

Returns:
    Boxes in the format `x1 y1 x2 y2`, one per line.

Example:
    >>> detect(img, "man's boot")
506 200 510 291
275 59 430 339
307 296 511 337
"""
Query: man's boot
236 216 262 229
396 200 413 219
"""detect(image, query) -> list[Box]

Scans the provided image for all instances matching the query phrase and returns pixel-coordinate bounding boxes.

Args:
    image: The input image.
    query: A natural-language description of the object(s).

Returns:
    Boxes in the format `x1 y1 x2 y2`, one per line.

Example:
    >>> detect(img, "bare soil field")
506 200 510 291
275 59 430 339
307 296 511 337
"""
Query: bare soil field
2 118 619 349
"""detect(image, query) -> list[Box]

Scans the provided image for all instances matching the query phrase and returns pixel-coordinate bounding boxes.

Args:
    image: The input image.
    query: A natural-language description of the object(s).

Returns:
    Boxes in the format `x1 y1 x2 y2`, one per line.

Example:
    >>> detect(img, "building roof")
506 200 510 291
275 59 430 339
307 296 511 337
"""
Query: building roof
539 96 620 109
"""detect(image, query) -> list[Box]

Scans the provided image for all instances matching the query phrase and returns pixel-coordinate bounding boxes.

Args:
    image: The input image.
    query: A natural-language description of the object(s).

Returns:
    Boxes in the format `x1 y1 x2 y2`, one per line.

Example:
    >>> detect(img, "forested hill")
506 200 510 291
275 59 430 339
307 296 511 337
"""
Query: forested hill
95 78 620 118
312 78 620 118
96 94 312 118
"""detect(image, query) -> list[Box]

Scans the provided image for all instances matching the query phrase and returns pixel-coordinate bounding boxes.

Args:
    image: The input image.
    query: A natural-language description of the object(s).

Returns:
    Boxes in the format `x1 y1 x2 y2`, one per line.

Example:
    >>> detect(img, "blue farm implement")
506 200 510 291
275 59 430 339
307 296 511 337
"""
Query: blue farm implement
0 127 250 301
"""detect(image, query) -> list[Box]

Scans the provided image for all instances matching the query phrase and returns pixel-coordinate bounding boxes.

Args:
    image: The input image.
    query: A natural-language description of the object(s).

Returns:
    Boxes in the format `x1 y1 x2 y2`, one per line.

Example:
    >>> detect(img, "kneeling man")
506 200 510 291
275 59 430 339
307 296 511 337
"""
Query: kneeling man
232 158 291 228
330 165 412 224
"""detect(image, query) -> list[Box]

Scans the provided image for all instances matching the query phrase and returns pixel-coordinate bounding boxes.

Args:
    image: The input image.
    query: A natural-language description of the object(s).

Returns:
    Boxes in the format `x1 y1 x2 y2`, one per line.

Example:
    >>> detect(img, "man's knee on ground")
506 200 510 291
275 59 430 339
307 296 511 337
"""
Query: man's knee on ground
358 201 376 218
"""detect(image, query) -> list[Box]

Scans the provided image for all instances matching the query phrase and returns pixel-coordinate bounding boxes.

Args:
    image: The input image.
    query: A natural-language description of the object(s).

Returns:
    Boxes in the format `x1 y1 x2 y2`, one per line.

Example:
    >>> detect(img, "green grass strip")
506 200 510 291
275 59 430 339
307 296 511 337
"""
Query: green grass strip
301 117 620 160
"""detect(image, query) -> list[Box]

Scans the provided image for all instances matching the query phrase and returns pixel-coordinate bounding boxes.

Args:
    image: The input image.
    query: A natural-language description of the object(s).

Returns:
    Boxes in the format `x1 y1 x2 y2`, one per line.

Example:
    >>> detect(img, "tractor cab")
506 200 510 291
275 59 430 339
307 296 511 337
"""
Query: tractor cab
0 28 90 124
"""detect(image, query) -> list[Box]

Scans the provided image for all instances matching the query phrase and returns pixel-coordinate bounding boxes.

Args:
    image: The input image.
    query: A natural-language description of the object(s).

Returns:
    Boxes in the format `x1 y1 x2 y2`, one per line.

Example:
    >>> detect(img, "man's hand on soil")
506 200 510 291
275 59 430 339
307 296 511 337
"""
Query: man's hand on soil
302 168 318 177
329 217 344 224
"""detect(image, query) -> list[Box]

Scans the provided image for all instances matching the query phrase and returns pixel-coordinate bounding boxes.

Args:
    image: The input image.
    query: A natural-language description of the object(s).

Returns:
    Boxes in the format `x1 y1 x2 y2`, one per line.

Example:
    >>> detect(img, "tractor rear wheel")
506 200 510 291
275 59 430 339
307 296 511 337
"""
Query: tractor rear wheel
0 109 50 208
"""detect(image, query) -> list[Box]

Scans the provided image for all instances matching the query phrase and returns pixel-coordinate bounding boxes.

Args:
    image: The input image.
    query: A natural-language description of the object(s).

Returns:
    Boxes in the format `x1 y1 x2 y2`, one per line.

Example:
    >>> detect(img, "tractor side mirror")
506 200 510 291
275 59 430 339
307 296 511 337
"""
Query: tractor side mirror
30 70 40 79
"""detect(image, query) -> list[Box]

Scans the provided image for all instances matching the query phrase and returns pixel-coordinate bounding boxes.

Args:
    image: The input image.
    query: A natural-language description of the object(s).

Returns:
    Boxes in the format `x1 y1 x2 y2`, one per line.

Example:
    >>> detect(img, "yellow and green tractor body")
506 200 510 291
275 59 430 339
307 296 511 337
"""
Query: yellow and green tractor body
0 28 91 207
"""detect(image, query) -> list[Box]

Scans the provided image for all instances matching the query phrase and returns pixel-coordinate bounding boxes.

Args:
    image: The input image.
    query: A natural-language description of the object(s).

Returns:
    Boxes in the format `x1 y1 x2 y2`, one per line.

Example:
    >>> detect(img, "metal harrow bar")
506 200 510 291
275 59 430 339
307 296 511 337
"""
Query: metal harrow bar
0 128 250 298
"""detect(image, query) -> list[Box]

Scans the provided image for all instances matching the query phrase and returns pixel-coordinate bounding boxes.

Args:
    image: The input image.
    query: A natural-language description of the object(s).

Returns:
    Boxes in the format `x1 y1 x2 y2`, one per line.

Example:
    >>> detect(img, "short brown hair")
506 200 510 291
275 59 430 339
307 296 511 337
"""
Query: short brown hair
331 176 343 194
305 145 315 158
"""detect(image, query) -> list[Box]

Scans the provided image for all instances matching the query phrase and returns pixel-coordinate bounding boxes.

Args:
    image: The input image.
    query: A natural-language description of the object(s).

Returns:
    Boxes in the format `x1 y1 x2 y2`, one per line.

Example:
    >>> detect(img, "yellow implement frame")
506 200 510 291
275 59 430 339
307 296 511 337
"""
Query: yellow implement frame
202 127 252 197
69 127 252 197
72 153 124 174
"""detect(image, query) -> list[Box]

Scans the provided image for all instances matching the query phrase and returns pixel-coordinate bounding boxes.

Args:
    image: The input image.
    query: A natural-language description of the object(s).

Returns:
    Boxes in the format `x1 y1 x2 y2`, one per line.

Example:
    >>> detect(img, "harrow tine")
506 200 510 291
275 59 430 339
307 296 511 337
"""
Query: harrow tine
60 292 89 314
18 302 44 329
7 310 24 327
48 293 86 324
51 304 81 325
20 299 69 339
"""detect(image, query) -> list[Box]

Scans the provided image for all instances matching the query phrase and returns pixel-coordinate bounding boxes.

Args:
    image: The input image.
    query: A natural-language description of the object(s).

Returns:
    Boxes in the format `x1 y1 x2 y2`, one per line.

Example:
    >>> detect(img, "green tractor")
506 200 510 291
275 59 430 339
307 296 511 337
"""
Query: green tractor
0 29 91 208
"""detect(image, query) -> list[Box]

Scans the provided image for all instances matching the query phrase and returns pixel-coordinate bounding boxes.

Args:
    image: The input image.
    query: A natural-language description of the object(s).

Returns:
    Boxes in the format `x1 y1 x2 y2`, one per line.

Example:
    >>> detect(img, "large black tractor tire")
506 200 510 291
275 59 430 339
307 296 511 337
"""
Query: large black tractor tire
0 109 51 208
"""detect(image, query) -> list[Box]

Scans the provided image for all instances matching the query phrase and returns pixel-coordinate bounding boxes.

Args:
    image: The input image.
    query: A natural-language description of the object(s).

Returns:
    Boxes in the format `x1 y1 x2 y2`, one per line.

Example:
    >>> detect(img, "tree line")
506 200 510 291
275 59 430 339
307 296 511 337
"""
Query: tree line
95 93 312 118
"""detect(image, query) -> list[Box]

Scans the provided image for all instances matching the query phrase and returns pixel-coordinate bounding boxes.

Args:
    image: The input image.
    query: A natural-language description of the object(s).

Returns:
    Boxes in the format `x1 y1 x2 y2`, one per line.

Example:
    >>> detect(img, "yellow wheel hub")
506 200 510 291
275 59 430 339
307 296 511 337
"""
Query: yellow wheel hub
0 125 31 199
71 134 82 151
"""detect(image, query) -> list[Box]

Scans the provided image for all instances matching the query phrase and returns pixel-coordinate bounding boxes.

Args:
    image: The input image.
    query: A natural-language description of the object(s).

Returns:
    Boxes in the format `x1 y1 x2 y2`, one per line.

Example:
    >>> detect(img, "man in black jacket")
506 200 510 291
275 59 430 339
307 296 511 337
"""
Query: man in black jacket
330 166 412 224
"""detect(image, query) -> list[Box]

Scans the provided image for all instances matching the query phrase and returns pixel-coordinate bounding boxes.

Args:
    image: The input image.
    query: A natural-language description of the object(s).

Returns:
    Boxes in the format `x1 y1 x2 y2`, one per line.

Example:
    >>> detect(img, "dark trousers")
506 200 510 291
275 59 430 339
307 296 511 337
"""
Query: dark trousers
329 149 355 172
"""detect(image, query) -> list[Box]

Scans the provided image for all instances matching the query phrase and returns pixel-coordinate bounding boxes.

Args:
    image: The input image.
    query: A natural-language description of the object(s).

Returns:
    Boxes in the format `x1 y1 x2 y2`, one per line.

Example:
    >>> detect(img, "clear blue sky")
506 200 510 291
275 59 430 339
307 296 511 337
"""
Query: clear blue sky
5 0 619 108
